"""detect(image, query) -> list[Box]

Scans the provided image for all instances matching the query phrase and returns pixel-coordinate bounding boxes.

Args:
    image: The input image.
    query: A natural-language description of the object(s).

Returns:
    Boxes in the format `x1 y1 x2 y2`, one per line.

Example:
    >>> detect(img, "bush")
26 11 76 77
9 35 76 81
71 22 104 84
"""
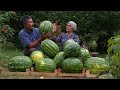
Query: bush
107 35 120 79
1 11 120 53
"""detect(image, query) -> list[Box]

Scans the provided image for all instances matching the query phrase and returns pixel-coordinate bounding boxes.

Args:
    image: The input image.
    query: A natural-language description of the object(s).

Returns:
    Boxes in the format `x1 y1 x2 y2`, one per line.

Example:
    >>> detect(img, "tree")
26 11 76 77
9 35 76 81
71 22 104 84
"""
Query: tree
1 11 120 54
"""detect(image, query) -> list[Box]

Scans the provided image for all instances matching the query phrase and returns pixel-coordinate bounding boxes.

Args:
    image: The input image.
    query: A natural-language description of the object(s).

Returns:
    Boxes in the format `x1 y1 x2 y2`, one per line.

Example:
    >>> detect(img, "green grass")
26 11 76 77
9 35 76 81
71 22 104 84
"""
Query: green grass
0 42 23 68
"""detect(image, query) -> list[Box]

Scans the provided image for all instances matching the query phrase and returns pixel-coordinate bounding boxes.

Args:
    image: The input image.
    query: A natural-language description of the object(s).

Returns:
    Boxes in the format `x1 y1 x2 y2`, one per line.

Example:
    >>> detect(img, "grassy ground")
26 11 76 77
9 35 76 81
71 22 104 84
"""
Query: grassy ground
0 43 23 68
0 42 107 79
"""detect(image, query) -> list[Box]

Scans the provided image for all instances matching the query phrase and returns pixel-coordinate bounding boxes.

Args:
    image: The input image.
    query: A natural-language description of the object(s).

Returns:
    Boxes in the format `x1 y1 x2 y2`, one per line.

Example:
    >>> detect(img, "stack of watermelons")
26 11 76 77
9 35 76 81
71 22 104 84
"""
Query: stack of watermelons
8 20 110 75
8 20 57 73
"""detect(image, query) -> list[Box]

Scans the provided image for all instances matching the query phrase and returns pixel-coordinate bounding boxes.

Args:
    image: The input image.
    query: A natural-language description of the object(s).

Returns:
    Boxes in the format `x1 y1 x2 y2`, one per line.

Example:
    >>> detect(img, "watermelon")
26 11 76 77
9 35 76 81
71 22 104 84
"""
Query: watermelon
84 57 110 74
80 47 91 63
30 51 44 63
64 42 81 58
62 57 83 73
8 56 32 72
39 20 53 34
53 51 65 68
41 39 60 58
35 58 56 72
63 39 75 48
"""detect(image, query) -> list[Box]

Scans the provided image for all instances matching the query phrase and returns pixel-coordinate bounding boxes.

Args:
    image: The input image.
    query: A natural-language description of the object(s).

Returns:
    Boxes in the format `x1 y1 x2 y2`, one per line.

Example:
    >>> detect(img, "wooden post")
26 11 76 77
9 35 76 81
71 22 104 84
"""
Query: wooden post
85 70 98 78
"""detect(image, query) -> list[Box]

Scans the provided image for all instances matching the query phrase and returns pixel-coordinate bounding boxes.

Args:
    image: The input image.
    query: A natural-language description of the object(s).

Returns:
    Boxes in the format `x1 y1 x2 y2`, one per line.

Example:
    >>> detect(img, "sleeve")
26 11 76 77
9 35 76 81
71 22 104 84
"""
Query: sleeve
18 33 32 48
35 28 41 38
74 34 80 44
52 34 62 43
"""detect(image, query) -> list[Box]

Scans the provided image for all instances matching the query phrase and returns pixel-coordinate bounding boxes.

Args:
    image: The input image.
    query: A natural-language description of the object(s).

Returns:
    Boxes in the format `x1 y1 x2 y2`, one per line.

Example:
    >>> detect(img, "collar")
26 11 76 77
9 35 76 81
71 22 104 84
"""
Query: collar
66 33 74 37
24 28 33 34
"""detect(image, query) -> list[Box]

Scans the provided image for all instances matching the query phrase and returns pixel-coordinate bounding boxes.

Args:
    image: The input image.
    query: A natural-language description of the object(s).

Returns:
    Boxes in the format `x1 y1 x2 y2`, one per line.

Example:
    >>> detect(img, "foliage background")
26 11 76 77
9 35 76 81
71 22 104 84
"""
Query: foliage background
1 11 120 53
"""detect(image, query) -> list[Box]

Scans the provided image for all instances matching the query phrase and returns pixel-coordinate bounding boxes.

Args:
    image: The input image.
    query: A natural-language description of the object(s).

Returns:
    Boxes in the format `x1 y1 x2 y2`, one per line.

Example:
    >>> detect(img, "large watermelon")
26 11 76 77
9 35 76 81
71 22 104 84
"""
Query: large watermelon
39 20 53 34
63 39 75 48
62 57 83 73
64 42 81 58
41 39 60 58
8 56 32 72
30 51 44 63
84 57 110 74
53 51 65 68
35 58 56 72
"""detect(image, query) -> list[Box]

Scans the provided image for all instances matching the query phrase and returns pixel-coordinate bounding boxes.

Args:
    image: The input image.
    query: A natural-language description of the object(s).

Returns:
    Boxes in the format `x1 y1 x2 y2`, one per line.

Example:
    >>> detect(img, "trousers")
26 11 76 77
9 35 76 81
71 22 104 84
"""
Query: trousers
24 48 38 57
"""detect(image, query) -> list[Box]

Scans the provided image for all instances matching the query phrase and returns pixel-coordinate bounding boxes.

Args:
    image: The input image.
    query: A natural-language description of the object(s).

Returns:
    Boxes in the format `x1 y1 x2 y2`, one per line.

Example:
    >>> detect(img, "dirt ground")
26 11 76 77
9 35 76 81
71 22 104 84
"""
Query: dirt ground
0 74 89 79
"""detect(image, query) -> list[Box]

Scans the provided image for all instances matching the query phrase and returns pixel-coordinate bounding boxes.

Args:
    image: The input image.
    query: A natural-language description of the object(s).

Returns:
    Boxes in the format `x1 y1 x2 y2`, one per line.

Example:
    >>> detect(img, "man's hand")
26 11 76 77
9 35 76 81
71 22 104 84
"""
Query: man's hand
28 32 52 48
41 32 52 41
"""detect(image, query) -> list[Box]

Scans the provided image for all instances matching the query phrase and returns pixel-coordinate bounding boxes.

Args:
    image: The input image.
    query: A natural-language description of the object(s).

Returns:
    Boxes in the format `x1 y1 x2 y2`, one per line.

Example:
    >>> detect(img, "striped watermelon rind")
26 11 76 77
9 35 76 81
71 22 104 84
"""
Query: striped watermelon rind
84 57 110 74
53 51 65 68
62 57 83 73
8 56 32 72
39 20 53 34
64 42 81 58
41 39 60 58
35 58 56 72
80 47 91 63
63 39 75 48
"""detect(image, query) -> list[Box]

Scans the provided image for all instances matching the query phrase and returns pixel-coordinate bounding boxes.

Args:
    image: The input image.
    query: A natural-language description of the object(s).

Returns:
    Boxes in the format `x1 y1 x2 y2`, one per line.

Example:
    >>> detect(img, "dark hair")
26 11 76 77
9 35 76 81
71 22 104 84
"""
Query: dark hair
20 15 32 24
52 20 61 25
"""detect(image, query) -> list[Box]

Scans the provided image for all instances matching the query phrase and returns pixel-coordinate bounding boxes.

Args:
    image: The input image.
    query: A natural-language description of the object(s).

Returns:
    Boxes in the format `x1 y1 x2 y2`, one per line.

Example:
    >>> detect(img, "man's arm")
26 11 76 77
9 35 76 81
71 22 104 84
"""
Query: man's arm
28 33 51 48
19 32 51 49
28 37 43 48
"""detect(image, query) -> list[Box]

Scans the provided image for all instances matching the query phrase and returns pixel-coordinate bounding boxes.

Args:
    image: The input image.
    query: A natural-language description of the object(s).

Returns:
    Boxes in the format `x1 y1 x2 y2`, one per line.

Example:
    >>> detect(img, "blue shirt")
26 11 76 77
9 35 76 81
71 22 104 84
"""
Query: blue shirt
52 33 80 50
18 28 41 50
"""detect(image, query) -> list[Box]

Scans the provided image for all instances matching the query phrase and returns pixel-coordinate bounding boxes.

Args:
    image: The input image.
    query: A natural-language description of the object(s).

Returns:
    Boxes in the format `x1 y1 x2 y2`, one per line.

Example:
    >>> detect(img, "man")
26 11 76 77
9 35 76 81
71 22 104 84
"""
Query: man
18 15 51 56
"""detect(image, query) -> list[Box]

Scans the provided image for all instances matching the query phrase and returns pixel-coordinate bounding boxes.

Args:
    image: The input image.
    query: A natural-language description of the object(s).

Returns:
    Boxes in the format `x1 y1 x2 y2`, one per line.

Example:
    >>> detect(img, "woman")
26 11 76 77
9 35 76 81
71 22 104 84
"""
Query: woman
52 21 80 51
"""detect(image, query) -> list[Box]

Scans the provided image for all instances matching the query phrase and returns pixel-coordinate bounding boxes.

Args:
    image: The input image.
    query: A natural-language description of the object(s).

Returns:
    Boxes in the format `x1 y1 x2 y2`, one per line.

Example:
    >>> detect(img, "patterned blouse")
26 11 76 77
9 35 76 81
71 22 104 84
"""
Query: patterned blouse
52 33 80 51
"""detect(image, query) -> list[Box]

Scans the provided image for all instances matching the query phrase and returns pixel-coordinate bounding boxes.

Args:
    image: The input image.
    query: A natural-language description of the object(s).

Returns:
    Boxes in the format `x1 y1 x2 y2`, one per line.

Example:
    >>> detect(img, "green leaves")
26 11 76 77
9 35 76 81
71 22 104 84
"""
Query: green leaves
1 11 120 52
107 35 120 78
107 36 120 54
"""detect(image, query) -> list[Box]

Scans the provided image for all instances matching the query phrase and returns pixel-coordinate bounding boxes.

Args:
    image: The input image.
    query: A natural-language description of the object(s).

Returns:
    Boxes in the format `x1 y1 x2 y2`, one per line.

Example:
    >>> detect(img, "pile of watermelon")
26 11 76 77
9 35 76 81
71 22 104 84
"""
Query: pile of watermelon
8 38 110 74
8 20 110 74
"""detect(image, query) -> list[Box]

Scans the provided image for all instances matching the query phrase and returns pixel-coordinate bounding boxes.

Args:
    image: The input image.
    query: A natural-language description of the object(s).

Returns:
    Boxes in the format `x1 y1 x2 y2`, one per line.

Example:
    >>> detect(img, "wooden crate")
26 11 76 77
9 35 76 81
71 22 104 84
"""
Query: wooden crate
30 67 58 77
85 70 99 78
57 68 86 77
0 67 2 72
0 67 31 76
